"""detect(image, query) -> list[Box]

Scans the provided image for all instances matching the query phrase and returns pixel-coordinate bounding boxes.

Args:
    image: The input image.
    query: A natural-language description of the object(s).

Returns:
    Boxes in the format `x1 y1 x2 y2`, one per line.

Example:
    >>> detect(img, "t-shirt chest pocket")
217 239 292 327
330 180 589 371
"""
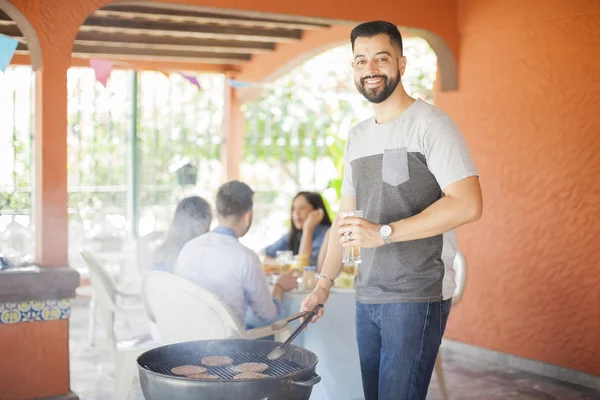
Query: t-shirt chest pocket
382 148 409 186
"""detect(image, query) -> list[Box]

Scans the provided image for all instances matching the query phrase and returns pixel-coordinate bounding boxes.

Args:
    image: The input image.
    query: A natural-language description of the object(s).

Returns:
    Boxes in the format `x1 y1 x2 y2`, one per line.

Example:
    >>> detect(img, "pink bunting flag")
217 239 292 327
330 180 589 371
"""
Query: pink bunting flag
181 73 201 90
89 59 114 87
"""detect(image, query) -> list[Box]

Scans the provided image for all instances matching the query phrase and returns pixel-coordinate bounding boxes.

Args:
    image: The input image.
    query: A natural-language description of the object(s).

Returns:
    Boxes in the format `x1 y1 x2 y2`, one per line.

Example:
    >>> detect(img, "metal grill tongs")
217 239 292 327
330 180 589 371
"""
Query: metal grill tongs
267 304 324 360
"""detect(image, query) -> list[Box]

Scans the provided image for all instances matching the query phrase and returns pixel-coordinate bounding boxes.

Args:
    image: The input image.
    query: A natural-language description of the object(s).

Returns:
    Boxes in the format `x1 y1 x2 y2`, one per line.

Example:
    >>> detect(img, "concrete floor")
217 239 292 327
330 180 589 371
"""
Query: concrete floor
68 300 600 400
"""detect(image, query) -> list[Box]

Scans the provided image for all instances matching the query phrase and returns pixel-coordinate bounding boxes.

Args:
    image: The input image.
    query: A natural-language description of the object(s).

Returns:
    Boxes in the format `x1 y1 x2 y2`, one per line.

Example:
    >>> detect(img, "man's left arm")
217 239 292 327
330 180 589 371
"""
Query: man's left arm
390 176 482 242
339 176 482 247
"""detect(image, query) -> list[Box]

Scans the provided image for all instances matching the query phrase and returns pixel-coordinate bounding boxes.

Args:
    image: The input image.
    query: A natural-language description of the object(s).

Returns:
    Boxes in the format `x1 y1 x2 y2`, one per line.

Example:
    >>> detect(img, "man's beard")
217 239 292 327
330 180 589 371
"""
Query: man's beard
355 73 401 104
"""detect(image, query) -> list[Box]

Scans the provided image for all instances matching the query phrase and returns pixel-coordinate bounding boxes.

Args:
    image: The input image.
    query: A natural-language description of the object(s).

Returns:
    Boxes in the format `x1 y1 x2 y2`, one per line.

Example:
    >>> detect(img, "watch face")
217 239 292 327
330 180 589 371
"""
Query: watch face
380 225 392 238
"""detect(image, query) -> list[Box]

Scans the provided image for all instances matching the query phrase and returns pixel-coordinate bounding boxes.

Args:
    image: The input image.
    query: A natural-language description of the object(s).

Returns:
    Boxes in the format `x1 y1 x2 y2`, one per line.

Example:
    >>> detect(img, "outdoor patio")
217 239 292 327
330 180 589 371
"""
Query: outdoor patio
0 0 599 399
68 298 600 400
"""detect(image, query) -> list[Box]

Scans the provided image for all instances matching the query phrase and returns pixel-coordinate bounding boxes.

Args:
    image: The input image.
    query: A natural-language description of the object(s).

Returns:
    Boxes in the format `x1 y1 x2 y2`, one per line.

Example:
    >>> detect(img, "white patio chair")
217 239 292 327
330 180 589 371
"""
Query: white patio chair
79 253 141 346
135 231 165 275
0 220 33 263
434 250 468 400
143 271 291 345
80 250 156 400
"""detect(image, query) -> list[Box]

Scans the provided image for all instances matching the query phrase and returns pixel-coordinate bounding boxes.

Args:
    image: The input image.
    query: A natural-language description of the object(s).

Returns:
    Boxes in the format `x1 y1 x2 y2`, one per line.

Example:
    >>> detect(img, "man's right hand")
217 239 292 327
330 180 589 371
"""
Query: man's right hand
300 284 330 324
276 272 298 291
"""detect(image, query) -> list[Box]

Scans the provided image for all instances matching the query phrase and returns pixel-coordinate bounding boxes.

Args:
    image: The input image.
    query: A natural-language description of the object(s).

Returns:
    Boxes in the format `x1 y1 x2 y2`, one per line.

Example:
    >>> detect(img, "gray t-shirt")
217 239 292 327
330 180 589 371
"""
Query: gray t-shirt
341 99 478 303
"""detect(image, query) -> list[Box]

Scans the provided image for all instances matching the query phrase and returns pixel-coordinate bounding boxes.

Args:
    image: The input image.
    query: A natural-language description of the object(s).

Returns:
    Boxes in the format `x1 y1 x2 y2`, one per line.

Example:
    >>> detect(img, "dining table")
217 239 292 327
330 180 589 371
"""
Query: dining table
280 286 365 400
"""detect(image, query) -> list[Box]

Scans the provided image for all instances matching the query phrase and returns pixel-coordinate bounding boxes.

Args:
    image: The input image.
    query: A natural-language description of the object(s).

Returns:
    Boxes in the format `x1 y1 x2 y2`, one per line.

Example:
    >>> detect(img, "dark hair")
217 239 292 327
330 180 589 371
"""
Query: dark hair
153 196 212 270
350 21 403 54
216 180 254 220
289 192 333 255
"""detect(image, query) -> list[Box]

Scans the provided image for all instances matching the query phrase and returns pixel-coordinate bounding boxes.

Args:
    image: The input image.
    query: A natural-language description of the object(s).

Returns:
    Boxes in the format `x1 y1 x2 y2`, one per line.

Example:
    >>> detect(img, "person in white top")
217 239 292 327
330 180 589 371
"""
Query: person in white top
175 180 297 326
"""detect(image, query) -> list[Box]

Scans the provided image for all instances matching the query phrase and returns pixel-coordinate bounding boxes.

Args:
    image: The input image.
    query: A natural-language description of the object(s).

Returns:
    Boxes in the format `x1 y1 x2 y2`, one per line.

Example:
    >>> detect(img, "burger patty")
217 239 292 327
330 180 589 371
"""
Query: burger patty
233 372 269 380
171 365 207 376
234 363 269 373
201 355 234 367
188 373 219 380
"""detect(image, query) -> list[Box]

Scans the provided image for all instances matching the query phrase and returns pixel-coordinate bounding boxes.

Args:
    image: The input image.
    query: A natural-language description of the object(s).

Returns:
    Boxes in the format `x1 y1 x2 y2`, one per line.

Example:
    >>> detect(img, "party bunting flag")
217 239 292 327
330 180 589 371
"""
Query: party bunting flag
181 73 201 90
0 34 19 73
228 79 256 89
89 59 114 87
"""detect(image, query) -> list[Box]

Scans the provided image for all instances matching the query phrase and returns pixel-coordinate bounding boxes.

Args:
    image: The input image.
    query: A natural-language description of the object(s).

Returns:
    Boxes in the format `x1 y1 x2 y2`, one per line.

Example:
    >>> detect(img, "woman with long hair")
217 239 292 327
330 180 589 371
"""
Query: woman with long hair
152 196 212 272
265 192 332 265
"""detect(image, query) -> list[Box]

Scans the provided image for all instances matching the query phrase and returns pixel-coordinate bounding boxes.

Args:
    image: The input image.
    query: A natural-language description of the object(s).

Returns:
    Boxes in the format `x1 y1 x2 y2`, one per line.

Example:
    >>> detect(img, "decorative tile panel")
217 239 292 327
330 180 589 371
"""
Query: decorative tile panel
0 299 70 324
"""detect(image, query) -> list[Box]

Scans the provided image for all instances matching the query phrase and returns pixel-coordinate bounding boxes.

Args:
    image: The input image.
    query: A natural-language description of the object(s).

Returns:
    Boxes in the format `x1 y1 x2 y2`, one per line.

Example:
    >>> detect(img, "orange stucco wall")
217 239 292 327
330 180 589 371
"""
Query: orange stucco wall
0 321 69 399
437 0 600 376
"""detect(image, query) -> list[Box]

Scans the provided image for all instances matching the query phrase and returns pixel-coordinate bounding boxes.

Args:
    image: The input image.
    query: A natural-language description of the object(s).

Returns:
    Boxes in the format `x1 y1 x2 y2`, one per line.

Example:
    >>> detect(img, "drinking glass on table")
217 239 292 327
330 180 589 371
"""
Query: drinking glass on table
291 254 309 273
339 210 363 264
275 250 293 273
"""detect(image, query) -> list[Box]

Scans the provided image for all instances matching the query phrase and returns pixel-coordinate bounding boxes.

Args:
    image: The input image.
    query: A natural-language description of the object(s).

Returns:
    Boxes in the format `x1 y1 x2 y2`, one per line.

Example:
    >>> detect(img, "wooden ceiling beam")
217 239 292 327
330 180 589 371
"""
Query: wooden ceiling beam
9 52 241 74
94 6 329 31
73 31 275 54
0 10 16 26
0 24 22 37
71 44 250 64
71 52 247 65
81 16 302 43
14 47 248 65
107 1 337 26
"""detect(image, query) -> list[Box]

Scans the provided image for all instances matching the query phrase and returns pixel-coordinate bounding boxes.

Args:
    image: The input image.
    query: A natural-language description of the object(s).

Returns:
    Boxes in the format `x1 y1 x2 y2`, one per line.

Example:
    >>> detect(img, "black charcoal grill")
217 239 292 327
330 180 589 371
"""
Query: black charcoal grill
137 339 321 400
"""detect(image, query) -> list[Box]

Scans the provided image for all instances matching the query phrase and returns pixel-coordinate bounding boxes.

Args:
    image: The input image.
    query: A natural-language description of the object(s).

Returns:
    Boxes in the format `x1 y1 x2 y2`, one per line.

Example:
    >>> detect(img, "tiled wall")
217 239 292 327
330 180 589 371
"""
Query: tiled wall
0 299 70 324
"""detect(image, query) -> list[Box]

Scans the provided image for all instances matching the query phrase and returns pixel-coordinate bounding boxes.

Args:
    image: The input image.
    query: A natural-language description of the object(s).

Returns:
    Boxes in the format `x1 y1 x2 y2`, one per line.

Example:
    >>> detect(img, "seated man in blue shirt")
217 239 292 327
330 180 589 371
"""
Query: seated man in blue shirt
175 180 297 327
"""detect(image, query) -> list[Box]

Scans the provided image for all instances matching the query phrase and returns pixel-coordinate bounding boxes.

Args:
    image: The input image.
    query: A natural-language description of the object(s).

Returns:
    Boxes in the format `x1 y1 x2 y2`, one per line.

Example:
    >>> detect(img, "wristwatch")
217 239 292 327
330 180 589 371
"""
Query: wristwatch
379 224 392 245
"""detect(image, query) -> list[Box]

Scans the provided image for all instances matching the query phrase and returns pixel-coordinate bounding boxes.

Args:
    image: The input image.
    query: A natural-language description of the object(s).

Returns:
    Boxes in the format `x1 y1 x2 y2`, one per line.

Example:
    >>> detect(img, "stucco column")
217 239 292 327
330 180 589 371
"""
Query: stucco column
221 76 245 181
34 57 70 266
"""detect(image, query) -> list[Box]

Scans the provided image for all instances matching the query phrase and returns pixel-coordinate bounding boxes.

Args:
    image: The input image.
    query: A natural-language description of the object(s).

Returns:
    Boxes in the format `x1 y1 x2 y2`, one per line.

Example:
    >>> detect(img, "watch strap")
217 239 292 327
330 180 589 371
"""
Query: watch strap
380 224 392 245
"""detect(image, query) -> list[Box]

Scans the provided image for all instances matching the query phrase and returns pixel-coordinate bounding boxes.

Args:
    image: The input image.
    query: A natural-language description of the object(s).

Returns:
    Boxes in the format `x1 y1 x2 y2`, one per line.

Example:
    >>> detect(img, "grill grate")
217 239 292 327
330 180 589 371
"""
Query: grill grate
141 352 305 380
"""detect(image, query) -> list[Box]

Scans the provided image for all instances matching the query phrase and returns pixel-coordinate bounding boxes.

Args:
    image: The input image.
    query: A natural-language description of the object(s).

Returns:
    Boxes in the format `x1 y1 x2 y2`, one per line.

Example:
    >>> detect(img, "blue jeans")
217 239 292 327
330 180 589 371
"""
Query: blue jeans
356 299 452 400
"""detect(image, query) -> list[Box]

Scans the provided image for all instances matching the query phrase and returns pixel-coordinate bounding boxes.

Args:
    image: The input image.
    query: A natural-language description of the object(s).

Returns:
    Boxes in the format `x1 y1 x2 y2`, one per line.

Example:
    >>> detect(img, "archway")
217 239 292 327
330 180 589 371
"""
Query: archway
0 0 42 234
0 0 42 70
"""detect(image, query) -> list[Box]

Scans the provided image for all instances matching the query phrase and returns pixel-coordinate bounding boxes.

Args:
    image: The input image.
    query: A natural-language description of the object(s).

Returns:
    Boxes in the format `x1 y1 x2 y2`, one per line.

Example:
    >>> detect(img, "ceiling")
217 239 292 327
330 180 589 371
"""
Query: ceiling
1 2 334 71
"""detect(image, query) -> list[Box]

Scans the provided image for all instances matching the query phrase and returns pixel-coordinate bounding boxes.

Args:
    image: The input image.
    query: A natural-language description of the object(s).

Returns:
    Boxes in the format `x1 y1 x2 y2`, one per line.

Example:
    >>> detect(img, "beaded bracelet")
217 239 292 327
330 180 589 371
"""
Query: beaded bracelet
318 274 335 287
